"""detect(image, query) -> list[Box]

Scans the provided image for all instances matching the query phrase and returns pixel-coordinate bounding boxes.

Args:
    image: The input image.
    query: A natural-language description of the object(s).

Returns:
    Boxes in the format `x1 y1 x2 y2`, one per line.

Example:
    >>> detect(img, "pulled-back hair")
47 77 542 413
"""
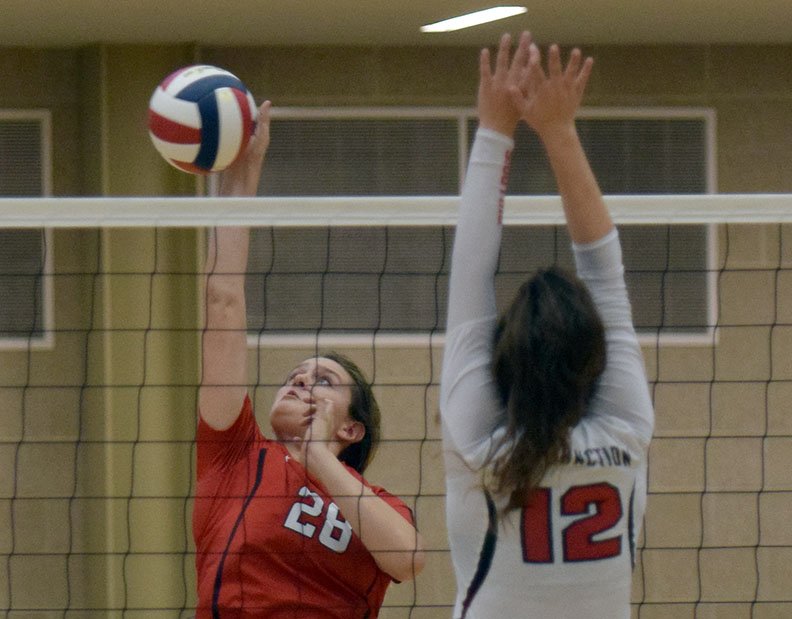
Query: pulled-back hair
321 351 381 474
488 267 606 511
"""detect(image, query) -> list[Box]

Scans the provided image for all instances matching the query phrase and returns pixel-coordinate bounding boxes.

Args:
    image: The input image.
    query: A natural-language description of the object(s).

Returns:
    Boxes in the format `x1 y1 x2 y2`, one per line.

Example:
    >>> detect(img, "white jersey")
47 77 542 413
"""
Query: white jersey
440 129 654 619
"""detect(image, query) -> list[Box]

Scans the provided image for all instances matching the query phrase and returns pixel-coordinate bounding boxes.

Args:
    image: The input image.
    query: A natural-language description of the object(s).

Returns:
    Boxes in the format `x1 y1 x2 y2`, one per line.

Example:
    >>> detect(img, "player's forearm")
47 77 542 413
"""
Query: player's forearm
305 450 426 581
540 123 613 245
200 227 250 429
204 227 249 325
447 129 511 331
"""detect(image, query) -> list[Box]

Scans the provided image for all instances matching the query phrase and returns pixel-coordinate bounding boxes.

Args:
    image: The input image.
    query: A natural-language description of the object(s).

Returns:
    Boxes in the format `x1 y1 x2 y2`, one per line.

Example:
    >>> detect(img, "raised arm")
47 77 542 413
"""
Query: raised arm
446 32 533 333
199 102 271 430
440 34 536 459
517 44 612 244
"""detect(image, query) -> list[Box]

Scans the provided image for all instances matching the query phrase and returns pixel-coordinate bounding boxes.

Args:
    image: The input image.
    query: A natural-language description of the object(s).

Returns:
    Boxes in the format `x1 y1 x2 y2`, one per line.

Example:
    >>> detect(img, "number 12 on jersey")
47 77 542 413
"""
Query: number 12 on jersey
522 483 624 564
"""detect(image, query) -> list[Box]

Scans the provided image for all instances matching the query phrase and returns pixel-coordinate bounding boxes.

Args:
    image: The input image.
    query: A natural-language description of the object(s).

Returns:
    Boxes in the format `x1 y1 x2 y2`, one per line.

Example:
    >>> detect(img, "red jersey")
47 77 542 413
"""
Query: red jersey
193 396 413 618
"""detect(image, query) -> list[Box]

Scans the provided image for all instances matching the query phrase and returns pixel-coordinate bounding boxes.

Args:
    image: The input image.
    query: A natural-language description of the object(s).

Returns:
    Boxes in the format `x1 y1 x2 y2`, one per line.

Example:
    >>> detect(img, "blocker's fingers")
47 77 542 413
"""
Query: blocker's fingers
495 33 512 75
565 48 582 80
575 56 595 94
479 47 492 84
509 31 532 74
547 44 562 77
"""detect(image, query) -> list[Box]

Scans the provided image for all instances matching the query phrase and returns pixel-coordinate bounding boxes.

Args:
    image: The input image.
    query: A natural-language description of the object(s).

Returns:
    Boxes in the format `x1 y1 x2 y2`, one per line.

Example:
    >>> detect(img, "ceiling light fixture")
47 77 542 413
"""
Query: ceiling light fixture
420 6 528 33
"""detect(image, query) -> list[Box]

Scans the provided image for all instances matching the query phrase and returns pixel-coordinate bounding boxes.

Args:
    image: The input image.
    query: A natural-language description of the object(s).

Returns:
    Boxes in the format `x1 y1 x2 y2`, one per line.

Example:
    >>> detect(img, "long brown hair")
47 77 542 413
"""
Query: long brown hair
488 267 606 511
321 351 381 474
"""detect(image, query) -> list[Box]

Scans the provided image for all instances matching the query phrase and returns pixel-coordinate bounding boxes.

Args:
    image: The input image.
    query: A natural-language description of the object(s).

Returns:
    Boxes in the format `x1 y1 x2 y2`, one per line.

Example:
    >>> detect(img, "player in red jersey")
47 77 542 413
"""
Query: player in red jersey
195 100 425 618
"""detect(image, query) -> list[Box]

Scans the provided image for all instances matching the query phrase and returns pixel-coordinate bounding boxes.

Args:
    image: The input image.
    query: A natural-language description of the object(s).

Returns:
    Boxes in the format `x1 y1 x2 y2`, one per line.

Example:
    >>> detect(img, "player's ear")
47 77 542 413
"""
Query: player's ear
337 420 365 444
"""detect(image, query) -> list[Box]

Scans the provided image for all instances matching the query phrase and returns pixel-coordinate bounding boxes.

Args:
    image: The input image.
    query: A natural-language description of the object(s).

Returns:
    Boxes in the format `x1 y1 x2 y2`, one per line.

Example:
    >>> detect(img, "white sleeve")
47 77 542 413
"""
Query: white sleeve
573 230 655 445
440 128 513 464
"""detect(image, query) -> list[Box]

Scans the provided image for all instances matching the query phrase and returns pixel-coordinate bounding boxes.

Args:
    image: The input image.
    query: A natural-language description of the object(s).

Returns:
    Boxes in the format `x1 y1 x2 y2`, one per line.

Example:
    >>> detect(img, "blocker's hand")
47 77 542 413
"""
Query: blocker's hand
477 31 533 137
515 44 593 139
219 100 272 197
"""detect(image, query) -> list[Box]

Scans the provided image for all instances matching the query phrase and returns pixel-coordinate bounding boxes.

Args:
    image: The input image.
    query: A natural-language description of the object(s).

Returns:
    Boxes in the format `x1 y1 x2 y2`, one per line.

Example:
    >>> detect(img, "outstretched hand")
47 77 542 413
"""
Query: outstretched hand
219 100 272 197
477 31 535 137
514 44 593 140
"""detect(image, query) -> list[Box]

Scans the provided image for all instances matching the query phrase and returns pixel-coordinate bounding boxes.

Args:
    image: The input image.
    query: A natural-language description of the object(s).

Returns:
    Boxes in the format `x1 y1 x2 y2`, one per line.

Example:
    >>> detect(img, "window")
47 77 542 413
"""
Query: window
243 107 714 341
0 110 52 347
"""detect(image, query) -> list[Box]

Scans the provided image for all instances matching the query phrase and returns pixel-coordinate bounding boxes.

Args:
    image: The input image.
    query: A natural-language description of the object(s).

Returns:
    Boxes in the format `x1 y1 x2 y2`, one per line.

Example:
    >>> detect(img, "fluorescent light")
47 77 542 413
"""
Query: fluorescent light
420 6 528 33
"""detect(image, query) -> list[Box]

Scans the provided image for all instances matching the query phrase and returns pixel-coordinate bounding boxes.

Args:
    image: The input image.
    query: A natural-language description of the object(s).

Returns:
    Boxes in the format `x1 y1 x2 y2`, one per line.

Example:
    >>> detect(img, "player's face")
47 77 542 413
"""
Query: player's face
269 357 354 440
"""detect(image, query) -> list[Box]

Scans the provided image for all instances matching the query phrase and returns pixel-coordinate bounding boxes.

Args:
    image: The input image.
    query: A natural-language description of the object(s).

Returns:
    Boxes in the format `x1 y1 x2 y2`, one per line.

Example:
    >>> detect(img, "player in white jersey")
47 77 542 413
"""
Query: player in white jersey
440 32 654 619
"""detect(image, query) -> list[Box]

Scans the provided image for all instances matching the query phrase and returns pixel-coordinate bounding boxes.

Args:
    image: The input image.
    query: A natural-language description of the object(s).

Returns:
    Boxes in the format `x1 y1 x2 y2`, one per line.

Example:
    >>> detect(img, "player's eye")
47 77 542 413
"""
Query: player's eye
315 375 332 387
284 370 301 385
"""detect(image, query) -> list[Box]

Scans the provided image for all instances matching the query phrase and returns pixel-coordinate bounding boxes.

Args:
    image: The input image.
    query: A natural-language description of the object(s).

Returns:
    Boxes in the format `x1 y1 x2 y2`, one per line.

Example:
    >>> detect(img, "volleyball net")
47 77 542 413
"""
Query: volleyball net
1 194 792 617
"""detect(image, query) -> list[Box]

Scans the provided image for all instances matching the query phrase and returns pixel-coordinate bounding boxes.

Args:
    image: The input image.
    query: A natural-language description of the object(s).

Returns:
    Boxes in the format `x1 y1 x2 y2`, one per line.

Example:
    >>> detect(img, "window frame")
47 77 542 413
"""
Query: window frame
0 109 55 350
203 105 717 348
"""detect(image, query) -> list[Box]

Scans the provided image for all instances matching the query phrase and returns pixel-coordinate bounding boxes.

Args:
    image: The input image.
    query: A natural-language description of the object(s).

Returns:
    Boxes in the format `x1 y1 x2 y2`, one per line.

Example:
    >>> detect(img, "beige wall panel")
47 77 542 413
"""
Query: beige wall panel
771 326 792 379
763 437 792 490
69 497 128 553
0 499 10 555
717 101 792 192
585 45 709 101
9 555 68 610
371 346 434 385
718 224 780 269
719 270 776 326
414 494 448 552
653 382 710 437
22 387 79 440
124 553 186 609
714 326 771 381
103 45 198 196
711 382 767 436
15 442 74 498
412 550 455 608
376 384 430 439
13 498 70 554
766 381 792 435
424 384 441 440
0 387 23 439
67 554 125 610
128 497 190 553
0 559 6 608
776 270 792 323
753 603 792 618
699 547 758 601
702 492 759 547
648 438 705 492
708 46 792 97
781 224 792 266
644 493 702 548
697 605 752 619
0 446 15 498
757 547 792 601
138 386 197 441
759 492 792 545
706 437 763 491
75 442 133 498
631 552 645 602
131 441 192 497
419 439 446 497
641 549 700 602
633 606 695 619
0 48 83 195
656 345 713 382
364 439 422 497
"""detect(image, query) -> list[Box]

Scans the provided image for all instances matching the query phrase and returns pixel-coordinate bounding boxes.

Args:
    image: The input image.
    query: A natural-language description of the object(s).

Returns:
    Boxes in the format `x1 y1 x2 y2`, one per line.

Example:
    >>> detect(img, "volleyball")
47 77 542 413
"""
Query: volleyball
147 65 258 175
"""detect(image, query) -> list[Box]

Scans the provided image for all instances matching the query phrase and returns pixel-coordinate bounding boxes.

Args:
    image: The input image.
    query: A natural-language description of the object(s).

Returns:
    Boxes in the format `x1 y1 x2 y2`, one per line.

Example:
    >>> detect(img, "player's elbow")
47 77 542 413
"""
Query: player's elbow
383 534 426 582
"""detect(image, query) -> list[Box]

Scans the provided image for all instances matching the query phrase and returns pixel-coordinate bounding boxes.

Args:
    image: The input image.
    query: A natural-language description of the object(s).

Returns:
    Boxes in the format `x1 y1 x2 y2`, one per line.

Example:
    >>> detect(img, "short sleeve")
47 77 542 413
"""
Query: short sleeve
196 394 263 480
